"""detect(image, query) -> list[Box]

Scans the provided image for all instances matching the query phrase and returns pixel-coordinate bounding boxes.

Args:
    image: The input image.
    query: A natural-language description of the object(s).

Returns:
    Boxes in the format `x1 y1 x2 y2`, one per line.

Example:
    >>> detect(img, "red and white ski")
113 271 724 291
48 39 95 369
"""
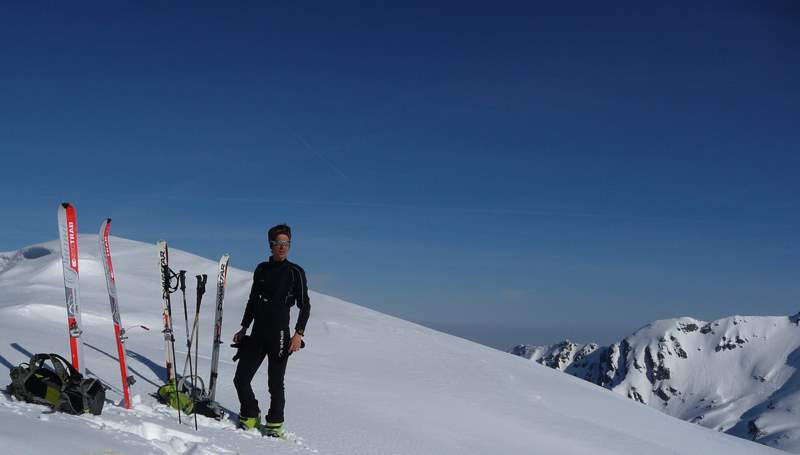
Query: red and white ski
208 253 230 401
57 202 85 374
100 219 134 408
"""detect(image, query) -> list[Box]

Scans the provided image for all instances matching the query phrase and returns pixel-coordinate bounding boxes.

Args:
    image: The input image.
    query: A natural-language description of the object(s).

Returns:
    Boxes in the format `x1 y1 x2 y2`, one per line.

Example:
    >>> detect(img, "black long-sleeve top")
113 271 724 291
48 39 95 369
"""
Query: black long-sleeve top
240 257 311 338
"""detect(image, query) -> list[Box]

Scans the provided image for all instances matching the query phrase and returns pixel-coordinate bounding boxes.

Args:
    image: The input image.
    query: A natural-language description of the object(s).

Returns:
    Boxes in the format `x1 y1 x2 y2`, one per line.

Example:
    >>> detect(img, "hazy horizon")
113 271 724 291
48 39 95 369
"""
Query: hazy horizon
420 321 638 351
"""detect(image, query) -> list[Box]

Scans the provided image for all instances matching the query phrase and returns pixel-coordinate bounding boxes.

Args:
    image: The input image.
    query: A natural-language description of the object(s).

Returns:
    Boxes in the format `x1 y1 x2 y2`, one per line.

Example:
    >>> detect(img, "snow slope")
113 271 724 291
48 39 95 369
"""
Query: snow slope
0 235 783 454
510 316 800 453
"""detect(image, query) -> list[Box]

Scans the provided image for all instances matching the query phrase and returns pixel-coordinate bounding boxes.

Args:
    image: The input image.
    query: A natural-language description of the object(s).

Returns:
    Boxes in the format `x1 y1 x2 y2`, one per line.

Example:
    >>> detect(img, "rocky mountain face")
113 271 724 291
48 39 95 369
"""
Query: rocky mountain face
510 313 800 453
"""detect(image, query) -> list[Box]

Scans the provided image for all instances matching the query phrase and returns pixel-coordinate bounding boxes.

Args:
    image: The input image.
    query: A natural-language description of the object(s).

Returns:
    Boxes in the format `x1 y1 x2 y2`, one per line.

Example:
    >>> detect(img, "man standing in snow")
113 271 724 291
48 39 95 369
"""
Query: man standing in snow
232 224 310 437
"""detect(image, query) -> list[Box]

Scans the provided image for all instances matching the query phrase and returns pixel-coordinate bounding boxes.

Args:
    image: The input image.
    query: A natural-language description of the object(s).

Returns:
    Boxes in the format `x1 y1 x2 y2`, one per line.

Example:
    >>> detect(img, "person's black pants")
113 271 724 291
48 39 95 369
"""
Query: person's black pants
233 336 290 422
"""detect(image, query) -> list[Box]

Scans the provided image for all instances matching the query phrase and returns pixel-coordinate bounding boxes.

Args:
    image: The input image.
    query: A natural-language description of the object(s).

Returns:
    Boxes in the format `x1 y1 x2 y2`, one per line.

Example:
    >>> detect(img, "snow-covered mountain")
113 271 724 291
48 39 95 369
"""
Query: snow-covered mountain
510 315 800 453
0 236 784 454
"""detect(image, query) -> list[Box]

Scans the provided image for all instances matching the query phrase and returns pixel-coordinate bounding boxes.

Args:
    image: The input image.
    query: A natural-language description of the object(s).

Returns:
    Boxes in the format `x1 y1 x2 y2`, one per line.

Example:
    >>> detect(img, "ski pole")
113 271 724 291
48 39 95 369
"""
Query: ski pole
195 274 207 385
181 309 200 377
178 270 195 427
179 270 193 386
192 274 207 430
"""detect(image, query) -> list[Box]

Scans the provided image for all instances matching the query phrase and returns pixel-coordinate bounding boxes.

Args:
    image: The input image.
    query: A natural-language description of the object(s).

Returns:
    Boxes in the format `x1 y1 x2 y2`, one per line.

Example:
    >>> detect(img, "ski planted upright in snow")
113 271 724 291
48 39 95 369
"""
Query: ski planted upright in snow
158 240 178 383
57 202 85 374
100 219 135 409
158 240 183 424
208 253 230 401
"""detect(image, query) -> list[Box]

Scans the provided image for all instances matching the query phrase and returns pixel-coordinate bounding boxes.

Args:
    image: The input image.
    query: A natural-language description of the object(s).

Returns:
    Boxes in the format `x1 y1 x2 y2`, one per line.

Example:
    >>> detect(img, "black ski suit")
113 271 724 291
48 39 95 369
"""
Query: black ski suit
233 257 310 422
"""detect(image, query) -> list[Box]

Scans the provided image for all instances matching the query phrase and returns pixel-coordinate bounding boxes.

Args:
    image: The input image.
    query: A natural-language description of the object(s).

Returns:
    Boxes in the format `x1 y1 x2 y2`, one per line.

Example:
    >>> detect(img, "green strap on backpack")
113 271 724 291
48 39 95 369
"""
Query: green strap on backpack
8 353 106 415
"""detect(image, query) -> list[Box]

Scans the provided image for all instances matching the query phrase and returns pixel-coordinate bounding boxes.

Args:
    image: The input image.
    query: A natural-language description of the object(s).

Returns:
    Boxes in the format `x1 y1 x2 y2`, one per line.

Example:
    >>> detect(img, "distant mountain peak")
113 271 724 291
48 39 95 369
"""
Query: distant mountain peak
511 314 800 453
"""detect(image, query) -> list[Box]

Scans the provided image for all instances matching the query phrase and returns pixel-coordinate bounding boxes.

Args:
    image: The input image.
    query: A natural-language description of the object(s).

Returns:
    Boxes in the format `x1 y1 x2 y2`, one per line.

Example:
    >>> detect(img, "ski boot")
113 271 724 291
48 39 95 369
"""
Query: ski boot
237 414 262 431
261 420 284 438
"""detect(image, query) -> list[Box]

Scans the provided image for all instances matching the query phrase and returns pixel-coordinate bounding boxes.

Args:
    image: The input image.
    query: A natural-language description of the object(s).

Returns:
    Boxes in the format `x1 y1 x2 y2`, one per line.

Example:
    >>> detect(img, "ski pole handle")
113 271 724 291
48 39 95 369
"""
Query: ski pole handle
196 274 207 296
179 271 187 292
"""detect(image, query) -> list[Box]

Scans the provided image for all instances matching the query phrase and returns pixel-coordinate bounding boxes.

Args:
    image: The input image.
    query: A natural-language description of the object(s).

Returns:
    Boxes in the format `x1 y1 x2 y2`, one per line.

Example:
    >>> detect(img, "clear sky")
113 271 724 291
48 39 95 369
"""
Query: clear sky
1 1 798 349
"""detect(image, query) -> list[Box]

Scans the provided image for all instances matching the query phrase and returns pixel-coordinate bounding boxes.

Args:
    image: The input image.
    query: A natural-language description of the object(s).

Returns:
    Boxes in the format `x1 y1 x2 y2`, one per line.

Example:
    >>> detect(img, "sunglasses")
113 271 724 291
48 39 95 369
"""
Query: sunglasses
270 239 291 247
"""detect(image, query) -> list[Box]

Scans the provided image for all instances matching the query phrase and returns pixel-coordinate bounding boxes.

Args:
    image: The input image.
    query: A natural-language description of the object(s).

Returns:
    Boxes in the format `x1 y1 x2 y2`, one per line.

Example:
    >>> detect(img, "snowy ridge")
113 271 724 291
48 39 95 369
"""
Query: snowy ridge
0 235 782 454
511 315 800 453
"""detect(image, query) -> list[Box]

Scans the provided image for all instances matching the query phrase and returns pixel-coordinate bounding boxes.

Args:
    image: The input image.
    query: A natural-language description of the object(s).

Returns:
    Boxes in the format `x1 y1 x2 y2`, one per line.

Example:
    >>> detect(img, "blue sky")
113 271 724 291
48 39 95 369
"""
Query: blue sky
1 1 798 348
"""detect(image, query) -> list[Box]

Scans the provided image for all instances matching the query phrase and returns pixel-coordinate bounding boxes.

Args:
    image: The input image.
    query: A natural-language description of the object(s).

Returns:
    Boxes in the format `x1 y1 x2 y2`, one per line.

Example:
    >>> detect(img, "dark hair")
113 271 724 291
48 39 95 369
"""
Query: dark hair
268 224 292 242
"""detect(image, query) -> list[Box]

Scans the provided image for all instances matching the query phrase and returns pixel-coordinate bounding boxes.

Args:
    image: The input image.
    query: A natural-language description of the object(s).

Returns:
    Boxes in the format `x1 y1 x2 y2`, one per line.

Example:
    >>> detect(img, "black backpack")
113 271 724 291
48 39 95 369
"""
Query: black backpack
8 353 106 415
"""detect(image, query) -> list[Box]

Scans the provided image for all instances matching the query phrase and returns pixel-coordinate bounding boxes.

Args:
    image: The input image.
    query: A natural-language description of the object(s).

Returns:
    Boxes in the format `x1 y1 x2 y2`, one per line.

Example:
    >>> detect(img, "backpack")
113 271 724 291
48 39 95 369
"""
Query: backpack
8 353 106 415
156 375 224 419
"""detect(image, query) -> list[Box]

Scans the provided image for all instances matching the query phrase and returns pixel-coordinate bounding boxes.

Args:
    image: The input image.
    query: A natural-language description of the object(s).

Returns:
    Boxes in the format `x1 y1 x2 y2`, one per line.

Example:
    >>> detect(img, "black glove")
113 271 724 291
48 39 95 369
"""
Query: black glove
231 335 254 362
